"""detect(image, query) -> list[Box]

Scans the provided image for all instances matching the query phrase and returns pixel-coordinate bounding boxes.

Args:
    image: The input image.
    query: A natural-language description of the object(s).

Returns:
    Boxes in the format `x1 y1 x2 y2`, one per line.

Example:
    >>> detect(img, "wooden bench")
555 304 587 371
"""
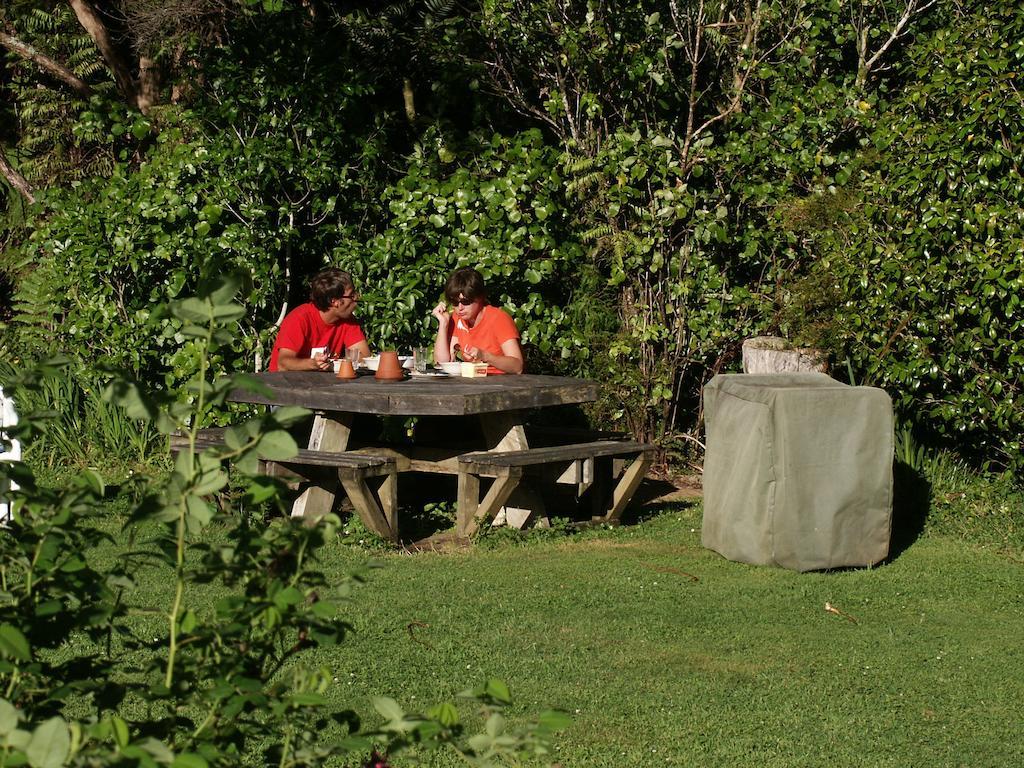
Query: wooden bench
456 440 655 537
170 429 399 541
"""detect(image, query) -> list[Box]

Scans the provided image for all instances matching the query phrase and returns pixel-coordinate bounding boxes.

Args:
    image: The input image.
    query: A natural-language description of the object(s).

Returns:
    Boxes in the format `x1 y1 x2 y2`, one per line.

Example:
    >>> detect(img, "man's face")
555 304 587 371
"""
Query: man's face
327 289 359 321
453 294 485 325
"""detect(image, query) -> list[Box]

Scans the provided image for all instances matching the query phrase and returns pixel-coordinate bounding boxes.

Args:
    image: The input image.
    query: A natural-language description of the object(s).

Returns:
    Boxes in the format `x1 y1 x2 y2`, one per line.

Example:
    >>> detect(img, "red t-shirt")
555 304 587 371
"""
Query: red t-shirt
268 302 366 372
450 305 520 374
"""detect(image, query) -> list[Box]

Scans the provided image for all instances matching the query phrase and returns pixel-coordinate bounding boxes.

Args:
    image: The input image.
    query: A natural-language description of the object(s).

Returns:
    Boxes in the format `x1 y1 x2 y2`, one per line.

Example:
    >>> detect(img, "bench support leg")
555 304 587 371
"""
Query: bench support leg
601 453 653 525
339 469 397 542
456 471 480 537
479 412 543 529
457 469 522 538
292 413 352 521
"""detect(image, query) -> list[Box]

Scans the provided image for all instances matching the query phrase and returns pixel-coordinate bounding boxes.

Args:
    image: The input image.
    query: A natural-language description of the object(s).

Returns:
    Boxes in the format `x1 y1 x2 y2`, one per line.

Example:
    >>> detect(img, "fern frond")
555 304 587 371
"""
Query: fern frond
565 170 604 198
581 224 613 243
563 154 598 174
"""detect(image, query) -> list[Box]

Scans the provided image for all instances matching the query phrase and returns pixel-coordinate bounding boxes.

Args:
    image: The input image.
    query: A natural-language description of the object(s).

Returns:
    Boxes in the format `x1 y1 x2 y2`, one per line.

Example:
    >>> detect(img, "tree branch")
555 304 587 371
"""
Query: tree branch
67 0 142 109
0 29 93 97
0 146 36 204
857 0 937 88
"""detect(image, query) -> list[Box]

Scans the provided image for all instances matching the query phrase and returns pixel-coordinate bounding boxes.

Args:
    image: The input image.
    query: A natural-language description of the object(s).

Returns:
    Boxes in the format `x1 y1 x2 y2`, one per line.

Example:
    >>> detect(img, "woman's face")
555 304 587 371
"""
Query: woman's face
453 293 485 326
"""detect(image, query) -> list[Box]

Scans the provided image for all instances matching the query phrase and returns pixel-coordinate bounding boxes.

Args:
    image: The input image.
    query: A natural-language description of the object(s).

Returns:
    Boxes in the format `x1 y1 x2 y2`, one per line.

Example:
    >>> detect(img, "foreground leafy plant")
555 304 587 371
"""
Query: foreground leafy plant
0 277 567 766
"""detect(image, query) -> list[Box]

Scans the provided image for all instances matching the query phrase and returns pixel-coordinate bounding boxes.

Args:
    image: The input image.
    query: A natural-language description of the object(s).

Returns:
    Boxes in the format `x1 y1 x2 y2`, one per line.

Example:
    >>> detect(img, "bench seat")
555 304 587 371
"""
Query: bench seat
170 428 399 541
455 439 655 537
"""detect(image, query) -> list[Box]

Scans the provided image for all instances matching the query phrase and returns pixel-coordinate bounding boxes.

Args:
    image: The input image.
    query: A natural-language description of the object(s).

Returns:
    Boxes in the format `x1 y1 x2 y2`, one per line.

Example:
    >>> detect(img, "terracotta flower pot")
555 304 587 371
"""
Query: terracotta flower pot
375 350 405 380
335 359 357 379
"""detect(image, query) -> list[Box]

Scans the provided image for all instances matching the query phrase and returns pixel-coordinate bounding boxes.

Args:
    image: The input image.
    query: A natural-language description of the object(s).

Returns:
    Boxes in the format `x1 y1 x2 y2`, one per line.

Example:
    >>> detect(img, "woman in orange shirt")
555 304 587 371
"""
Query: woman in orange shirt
431 267 524 374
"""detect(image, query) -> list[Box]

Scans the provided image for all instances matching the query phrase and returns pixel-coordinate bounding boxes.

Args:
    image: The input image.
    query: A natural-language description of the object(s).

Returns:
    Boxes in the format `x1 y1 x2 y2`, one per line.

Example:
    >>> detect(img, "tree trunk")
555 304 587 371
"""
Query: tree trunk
67 0 142 110
742 336 829 374
0 30 93 98
402 77 416 124
0 147 36 204
137 55 160 113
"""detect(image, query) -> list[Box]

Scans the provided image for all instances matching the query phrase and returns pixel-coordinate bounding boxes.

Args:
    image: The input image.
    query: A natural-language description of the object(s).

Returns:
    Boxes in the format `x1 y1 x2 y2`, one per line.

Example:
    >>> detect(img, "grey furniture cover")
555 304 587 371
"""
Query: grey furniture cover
702 373 893 571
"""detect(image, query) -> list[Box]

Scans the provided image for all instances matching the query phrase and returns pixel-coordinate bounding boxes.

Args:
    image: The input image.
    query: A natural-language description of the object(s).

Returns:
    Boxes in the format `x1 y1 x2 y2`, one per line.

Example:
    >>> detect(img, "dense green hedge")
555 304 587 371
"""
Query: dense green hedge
782 0 1024 467
3 0 1022 470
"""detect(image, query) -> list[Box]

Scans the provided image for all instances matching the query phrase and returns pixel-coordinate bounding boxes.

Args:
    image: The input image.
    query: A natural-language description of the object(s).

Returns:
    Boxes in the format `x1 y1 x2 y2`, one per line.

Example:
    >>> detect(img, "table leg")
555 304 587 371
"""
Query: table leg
291 412 353 522
477 411 546 530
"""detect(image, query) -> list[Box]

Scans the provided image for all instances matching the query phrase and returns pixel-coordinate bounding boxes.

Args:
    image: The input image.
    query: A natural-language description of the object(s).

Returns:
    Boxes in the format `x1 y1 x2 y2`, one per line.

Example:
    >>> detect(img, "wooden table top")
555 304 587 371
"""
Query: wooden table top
228 371 599 416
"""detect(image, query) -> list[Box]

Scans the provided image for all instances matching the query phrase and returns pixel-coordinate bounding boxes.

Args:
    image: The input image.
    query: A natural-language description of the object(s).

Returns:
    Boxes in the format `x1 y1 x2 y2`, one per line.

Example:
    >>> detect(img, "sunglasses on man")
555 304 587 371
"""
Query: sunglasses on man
451 297 476 306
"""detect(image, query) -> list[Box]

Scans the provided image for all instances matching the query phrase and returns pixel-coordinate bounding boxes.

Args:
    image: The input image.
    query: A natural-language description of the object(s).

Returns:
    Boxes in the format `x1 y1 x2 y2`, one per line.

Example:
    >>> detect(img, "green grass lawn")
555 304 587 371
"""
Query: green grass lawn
94 489 1024 767
325 506 1023 767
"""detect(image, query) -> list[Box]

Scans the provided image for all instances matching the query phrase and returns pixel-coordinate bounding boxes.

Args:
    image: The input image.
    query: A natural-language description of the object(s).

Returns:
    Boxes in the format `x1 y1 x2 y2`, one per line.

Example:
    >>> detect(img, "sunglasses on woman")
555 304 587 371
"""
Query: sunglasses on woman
451 297 476 306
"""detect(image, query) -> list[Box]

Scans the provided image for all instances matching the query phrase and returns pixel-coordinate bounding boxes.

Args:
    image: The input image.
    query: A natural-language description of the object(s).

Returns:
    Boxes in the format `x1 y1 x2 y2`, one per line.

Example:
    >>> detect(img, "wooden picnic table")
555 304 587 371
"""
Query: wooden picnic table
228 371 629 540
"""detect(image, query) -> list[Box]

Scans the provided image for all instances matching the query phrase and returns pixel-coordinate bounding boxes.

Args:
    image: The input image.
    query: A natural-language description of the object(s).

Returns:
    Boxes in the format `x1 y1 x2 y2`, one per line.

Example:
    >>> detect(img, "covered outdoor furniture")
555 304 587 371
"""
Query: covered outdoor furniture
701 373 894 571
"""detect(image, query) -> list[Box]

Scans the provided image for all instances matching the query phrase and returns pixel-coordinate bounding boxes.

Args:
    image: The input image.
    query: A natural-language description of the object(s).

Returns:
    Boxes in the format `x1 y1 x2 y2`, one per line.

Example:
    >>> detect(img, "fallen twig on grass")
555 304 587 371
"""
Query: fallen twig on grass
824 602 858 624
406 620 434 648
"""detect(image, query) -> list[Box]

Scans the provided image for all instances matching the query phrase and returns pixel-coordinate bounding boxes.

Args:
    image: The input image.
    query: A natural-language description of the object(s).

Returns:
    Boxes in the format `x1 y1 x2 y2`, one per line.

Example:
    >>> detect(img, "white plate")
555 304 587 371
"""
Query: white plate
409 369 450 378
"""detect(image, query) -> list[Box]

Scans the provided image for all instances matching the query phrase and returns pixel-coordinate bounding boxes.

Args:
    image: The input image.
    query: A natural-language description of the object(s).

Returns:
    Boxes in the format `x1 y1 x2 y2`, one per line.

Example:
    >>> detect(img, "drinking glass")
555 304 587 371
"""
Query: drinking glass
346 347 363 369
414 346 431 373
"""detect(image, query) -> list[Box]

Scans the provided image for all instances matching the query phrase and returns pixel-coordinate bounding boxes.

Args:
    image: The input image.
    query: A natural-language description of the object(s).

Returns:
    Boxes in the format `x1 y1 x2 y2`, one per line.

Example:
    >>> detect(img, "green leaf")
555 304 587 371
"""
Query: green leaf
104 380 159 421
130 119 150 140
76 468 106 496
228 374 273 399
0 699 19 736
273 586 303 609
372 696 405 722
172 753 209 768
484 678 511 704
26 718 69 768
269 406 311 427
203 273 244 306
256 430 298 461
289 693 327 707
173 297 212 323
484 712 505 737
428 702 459 727
185 495 213 527
242 476 281 504
192 468 228 496
0 625 31 661
111 715 130 748
537 709 572 732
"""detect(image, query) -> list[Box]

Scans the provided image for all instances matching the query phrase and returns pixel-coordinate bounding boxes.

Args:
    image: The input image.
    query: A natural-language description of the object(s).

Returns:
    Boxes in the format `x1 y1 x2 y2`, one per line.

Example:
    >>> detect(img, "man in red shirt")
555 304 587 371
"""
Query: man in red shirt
269 268 371 372
431 267 523 374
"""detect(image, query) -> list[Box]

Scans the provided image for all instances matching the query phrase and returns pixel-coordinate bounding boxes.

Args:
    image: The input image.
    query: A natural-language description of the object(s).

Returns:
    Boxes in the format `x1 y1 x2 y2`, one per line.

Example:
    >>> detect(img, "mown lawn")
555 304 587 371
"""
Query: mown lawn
323 504 1022 767
98 488 1024 767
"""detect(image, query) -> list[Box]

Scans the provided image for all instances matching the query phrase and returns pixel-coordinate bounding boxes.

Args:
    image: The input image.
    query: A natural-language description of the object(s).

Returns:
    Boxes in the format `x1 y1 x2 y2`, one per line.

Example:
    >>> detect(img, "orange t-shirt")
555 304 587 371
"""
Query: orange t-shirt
450 305 520 374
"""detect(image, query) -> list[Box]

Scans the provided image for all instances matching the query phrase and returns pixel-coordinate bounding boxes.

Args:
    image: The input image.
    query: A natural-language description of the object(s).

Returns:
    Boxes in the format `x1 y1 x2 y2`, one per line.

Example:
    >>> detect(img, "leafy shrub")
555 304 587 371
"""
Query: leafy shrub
9 23 388 391
350 129 589 360
0 278 568 766
781 0 1024 469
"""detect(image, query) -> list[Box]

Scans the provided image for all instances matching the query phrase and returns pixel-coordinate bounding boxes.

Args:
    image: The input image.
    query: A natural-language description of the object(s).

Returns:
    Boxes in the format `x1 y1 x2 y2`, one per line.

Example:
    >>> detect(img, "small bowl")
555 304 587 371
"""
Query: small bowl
438 362 462 376
362 355 414 372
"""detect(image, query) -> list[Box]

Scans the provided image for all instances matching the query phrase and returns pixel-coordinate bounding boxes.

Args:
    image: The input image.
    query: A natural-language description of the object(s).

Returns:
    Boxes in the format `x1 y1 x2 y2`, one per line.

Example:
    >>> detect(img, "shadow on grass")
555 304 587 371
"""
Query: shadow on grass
888 460 931 561
387 474 698 547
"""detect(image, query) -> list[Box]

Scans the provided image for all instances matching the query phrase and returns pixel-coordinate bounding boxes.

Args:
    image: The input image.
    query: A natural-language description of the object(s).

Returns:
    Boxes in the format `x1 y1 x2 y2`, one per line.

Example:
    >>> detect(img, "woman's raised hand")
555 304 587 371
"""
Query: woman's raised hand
431 302 450 326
